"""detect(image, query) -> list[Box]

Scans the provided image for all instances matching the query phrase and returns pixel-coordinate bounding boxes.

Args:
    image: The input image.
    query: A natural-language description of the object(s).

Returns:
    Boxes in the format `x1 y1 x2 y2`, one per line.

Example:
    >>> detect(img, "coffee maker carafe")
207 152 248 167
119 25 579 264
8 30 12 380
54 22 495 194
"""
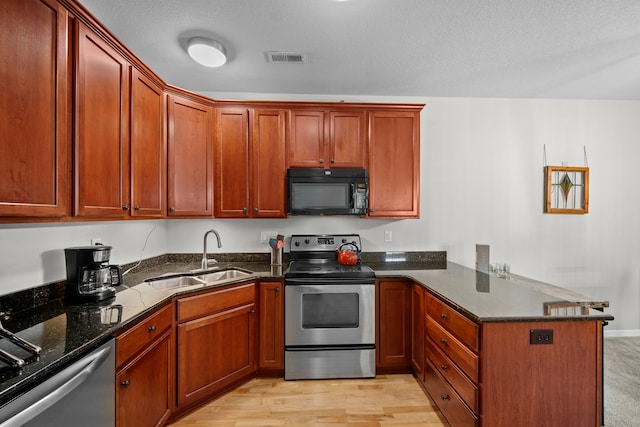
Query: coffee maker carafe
65 246 121 303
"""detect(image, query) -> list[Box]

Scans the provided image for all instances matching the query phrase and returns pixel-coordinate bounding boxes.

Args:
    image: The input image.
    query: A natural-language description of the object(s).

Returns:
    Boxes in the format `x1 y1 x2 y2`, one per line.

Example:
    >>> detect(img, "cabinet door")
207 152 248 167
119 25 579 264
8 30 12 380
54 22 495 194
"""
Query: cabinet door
251 109 287 218
328 110 366 168
167 94 213 216
411 283 425 381
130 69 165 218
0 0 71 218
74 21 130 218
287 110 325 167
116 330 173 427
258 281 284 373
177 303 256 408
214 108 249 217
368 111 420 218
376 280 411 371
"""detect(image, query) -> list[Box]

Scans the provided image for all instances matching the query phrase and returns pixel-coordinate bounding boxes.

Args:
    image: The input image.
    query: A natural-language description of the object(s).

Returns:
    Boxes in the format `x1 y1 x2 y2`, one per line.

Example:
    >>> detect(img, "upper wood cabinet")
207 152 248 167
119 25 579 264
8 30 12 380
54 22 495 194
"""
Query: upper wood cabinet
287 109 366 169
0 0 71 219
166 93 214 217
215 107 287 218
129 69 166 218
74 21 131 218
368 110 420 218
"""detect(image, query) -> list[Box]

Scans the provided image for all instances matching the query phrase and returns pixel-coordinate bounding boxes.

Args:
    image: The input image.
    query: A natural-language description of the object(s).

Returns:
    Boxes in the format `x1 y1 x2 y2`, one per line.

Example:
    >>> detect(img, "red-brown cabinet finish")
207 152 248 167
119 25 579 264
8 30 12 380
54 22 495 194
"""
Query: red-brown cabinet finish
130 69 165 218
74 21 131 218
0 0 71 219
166 94 214 217
214 107 287 218
258 281 284 374
368 110 420 218
287 109 366 169
411 283 425 381
376 280 411 372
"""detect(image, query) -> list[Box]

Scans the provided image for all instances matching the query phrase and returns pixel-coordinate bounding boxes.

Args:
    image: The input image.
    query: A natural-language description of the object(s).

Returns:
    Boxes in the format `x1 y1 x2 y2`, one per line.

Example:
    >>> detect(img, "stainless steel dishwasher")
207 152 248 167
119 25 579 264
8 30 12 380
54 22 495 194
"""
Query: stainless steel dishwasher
0 339 115 427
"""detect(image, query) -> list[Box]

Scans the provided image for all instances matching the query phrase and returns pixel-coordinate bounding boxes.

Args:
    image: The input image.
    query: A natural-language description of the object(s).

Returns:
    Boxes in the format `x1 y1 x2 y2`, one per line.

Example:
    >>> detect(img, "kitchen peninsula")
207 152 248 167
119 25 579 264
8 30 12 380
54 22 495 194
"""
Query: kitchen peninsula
0 253 612 426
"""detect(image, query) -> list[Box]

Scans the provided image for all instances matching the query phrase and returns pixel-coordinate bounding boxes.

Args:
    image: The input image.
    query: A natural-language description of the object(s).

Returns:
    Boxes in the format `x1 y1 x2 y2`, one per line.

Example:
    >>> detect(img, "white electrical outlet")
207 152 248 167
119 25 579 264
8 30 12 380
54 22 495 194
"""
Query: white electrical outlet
91 238 103 246
384 230 392 242
260 231 278 244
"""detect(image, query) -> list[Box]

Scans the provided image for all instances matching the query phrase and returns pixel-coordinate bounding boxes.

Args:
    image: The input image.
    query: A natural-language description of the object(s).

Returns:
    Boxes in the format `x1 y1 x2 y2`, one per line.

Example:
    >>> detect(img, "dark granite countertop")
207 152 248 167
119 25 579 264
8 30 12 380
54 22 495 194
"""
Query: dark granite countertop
0 252 612 408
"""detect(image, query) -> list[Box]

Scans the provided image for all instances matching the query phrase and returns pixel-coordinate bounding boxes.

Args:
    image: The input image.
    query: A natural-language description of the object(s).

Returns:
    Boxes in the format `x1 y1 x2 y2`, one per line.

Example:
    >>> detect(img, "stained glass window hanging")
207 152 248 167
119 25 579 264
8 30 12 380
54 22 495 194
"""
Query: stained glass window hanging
545 166 589 214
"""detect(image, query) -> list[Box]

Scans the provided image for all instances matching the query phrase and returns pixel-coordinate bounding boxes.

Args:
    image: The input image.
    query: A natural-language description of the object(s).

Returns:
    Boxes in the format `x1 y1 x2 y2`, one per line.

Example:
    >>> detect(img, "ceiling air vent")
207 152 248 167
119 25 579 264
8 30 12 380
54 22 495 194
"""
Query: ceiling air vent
265 51 306 63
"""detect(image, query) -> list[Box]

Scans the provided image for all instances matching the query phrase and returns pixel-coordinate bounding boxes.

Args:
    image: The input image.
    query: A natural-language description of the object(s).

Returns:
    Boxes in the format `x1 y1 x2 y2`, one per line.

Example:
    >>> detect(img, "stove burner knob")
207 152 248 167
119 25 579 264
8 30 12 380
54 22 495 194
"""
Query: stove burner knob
294 241 300 246
304 239 310 244
341 238 348 243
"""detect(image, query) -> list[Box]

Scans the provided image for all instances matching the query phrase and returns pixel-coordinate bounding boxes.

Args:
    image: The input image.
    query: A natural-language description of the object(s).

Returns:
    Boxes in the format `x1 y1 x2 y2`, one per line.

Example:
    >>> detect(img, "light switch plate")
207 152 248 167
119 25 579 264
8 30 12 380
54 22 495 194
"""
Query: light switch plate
384 230 392 242
260 231 278 244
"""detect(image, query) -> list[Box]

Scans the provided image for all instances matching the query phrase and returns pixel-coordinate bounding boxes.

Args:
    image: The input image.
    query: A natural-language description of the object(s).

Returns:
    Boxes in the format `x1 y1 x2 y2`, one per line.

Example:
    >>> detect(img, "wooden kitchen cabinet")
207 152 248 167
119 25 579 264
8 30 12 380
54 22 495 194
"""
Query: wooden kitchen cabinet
411 283 425 382
287 109 366 168
115 304 174 427
0 0 71 219
214 107 287 218
74 21 131 218
367 110 420 218
376 280 411 372
129 68 166 218
258 281 284 374
176 282 257 409
166 93 214 217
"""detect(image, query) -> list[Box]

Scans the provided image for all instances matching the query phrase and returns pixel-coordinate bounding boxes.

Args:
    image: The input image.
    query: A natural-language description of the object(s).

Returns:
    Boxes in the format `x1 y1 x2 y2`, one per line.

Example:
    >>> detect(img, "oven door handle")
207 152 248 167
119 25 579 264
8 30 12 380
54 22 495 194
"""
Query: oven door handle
284 277 375 286
286 344 375 351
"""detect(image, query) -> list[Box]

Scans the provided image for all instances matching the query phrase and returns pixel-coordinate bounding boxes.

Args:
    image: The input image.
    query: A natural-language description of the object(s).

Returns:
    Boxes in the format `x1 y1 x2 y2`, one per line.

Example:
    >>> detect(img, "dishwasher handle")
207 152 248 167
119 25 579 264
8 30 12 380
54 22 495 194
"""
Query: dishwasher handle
0 341 113 427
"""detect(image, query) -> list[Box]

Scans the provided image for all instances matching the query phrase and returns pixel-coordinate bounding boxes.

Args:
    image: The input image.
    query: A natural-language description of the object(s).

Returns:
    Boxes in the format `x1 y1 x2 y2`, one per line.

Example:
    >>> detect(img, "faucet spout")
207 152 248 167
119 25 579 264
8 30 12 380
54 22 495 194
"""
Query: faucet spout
202 229 222 270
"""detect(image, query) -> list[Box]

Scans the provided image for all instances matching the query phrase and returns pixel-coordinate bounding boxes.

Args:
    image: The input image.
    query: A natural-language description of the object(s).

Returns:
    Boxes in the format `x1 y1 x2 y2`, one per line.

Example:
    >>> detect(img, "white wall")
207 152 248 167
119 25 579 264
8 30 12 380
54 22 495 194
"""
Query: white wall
1 94 638 335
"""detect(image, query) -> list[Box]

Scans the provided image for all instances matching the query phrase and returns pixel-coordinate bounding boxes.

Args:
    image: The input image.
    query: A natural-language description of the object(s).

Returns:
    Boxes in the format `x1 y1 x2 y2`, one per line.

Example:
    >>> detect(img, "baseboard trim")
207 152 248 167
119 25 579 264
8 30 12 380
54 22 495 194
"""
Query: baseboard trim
604 329 640 338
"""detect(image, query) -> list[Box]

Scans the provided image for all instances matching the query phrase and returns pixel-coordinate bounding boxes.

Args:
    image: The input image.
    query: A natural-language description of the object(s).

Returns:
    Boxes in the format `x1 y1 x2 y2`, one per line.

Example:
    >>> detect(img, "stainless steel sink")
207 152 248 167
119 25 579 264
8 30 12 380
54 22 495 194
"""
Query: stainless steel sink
194 268 253 283
144 275 206 290
145 268 254 290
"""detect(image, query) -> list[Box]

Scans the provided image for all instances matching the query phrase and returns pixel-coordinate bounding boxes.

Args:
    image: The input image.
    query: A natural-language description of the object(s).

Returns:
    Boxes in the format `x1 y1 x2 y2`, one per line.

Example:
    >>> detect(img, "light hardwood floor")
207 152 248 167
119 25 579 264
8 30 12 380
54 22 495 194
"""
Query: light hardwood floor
168 374 449 426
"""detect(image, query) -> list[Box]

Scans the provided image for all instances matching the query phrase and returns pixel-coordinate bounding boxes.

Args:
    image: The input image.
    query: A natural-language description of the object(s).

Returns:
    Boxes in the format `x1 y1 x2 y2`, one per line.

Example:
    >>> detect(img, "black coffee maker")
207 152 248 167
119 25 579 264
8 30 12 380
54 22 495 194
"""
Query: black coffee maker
64 246 121 303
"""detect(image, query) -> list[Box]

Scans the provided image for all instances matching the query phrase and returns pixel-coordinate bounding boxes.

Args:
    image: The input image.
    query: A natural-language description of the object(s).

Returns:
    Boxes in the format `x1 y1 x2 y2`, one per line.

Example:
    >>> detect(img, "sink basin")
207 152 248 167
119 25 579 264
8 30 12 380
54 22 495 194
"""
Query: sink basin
145 275 206 290
195 268 253 283
145 268 254 291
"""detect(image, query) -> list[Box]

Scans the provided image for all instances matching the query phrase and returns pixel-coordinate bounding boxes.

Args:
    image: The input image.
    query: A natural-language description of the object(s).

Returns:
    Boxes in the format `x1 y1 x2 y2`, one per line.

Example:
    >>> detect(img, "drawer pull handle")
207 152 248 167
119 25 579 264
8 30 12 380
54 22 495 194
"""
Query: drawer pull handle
250 309 255 314
441 364 448 371
275 287 280 292
440 338 448 344
440 394 449 401
121 380 130 388
148 325 156 332
441 313 448 319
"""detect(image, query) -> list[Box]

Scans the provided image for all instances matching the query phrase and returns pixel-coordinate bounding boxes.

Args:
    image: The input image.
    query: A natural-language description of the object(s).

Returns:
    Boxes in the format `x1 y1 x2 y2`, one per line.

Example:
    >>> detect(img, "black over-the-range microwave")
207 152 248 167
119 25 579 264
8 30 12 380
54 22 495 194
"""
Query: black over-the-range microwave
287 168 368 215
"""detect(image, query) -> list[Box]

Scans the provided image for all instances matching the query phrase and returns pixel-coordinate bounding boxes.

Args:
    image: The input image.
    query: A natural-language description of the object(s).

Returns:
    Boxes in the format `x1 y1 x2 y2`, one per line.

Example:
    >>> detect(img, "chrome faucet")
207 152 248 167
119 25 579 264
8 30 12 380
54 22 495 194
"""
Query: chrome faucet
202 229 222 270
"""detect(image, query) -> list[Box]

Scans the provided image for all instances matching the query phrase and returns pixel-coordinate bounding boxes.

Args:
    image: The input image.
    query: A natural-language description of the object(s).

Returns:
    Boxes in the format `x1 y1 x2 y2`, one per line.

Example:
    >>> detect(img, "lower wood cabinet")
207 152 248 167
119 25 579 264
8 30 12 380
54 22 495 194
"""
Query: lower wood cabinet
115 304 174 427
175 282 257 409
258 281 284 374
376 280 411 371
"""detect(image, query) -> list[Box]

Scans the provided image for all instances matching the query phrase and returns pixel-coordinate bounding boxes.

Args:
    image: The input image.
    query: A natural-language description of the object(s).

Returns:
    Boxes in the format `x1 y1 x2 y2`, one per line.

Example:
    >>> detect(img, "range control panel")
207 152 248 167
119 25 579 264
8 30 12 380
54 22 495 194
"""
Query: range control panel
289 234 362 253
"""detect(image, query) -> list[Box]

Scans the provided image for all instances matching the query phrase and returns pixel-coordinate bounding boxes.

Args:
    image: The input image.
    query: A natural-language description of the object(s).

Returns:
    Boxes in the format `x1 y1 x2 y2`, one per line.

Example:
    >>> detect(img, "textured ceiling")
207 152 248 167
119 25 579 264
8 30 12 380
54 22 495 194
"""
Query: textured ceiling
77 0 640 100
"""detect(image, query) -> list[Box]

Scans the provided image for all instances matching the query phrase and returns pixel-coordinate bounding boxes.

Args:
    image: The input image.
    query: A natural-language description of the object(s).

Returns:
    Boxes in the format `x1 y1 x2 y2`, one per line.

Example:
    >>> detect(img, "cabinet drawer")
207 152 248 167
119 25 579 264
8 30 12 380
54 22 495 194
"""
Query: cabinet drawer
426 337 478 412
424 359 478 427
176 282 256 323
116 304 172 368
426 296 479 351
426 316 479 382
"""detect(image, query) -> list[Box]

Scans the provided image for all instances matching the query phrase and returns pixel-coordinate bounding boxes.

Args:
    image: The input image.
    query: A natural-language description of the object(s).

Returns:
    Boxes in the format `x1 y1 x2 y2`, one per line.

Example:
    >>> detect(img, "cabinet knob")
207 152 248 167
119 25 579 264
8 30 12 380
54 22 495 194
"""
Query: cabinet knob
440 394 449 401
169 207 175 213
254 208 258 212
134 205 140 211
250 309 255 314
319 158 324 163
441 364 448 371
148 325 156 332
440 338 448 345
121 380 130 388
122 204 130 211
441 313 448 319
330 158 335 163
369 209 375 213
275 287 280 292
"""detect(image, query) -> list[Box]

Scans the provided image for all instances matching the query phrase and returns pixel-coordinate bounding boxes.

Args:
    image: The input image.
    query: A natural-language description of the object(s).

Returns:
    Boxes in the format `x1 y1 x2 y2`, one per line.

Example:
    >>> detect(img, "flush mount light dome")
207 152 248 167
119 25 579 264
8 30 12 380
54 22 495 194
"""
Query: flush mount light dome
187 37 227 68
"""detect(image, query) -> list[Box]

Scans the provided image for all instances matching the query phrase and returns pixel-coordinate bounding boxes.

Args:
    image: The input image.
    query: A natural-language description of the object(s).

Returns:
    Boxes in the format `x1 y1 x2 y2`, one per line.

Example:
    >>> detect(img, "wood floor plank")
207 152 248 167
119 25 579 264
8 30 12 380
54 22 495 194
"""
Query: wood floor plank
169 374 449 426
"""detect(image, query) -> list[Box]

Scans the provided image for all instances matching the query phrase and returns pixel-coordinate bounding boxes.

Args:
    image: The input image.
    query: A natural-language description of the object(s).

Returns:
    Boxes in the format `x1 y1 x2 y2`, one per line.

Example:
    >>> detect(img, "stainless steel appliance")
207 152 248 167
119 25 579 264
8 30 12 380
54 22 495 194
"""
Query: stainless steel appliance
0 340 115 427
64 246 121 303
284 234 375 380
287 168 368 215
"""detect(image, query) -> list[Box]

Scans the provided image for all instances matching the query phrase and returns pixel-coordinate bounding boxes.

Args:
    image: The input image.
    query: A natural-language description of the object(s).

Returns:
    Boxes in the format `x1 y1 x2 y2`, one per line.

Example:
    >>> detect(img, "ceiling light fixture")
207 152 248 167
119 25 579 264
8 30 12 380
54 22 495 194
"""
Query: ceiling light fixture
187 37 227 68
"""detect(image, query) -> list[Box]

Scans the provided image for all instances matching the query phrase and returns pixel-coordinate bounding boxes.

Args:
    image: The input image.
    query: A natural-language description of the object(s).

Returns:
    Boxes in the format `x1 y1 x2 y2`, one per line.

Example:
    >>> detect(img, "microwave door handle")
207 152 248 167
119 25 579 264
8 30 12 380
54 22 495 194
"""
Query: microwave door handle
350 183 355 208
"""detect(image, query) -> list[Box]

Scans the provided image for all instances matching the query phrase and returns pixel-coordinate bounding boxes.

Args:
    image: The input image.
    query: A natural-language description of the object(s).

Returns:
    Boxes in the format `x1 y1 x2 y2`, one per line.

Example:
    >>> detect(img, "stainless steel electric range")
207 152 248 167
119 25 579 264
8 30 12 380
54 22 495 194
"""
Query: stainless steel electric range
284 234 376 380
